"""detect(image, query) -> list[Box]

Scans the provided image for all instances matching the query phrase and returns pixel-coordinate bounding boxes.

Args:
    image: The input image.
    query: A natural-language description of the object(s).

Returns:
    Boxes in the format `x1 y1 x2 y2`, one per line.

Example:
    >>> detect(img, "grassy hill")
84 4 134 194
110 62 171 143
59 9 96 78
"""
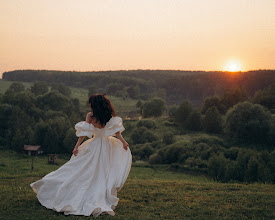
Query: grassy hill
0 151 274 219
0 79 138 117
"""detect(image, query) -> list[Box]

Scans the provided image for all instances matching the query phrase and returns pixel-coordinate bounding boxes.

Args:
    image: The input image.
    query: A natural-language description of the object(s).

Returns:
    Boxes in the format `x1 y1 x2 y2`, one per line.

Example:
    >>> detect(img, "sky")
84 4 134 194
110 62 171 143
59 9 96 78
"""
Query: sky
0 0 274 77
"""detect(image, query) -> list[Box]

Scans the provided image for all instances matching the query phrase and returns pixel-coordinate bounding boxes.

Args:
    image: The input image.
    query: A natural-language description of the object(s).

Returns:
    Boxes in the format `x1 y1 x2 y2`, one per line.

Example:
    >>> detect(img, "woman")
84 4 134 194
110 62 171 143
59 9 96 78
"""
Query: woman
30 94 132 217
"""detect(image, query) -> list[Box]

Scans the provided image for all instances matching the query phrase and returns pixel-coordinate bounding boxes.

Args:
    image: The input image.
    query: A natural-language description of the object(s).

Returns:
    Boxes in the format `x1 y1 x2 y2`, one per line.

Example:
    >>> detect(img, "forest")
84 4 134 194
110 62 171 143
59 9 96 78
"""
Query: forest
0 69 274 184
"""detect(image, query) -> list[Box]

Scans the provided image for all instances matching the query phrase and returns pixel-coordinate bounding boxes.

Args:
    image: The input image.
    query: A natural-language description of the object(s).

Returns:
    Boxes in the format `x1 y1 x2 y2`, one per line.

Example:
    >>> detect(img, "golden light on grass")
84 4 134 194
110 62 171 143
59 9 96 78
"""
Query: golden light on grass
223 59 243 72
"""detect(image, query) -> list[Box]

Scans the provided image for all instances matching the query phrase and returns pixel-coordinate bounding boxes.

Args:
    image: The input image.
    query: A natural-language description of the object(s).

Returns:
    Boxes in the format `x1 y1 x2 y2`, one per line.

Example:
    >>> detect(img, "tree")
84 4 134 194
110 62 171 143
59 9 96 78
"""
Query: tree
168 105 177 118
203 106 223 133
12 91 36 113
201 96 226 114
185 110 202 131
9 82 25 93
63 128 78 153
174 100 193 128
2 83 24 104
225 101 272 142
105 83 123 95
30 81 49 96
253 83 275 112
127 85 140 99
141 98 166 118
51 82 72 97
36 91 73 115
221 87 248 110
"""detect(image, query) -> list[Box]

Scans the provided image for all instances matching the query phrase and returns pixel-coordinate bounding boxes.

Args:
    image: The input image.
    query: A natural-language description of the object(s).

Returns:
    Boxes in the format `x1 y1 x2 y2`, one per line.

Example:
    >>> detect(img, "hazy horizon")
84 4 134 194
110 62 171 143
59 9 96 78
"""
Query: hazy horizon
1 0 275 78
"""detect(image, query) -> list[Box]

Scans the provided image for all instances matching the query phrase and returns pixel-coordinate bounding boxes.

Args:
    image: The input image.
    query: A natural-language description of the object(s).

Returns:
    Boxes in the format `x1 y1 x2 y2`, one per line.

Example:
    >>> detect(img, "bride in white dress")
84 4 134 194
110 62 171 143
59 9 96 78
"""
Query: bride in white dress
30 94 132 217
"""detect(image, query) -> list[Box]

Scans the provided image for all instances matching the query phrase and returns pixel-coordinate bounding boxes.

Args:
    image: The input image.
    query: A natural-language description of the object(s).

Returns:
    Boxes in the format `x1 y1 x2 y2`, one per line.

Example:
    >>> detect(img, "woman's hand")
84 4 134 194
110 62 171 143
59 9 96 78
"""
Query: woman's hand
85 112 93 123
72 148 78 156
122 141 129 151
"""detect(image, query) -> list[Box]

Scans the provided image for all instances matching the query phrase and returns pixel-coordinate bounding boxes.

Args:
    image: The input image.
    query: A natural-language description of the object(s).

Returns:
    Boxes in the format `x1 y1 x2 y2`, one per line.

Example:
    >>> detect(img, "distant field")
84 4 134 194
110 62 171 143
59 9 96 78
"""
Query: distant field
0 79 138 117
0 150 274 219
0 80 33 94
70 86 138 117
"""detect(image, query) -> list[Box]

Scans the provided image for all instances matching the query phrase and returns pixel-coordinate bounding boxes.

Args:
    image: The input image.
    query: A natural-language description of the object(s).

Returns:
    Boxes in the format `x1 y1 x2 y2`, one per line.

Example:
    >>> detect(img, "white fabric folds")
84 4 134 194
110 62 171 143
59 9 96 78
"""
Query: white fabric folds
30 116 132 217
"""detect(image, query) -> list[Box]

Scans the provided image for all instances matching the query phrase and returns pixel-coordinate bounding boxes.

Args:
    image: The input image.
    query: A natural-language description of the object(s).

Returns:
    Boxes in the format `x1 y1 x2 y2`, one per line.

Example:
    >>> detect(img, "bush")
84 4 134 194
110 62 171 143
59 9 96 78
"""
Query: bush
162 132 175 145
149 153 163 164
208 154 228 181
245 157 259 182
192 135 224 147
224 147 239 160
136 119 157 129
161 141 192 164
138 144 154 160
141 98 166 118
130 126 158 144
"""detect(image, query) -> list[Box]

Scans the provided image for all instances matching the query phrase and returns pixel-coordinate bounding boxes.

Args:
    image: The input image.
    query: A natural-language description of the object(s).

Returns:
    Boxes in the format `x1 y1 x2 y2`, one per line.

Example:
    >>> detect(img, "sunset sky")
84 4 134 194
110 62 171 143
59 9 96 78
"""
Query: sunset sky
0 0 274 77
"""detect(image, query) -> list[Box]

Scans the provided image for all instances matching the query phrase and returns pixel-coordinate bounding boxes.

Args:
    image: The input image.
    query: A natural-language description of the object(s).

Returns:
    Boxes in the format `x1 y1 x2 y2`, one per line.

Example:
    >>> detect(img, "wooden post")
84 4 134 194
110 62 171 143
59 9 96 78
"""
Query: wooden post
31 157 34 172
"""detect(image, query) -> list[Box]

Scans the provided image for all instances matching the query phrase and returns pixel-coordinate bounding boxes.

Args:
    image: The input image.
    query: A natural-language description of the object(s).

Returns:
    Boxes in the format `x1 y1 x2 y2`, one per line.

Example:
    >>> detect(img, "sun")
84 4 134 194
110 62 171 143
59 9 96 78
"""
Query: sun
223 60 243 72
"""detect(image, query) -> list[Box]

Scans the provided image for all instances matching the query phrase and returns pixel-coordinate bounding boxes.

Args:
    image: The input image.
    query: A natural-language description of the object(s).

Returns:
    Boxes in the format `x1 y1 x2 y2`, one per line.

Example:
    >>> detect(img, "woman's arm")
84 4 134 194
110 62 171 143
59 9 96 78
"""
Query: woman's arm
72 136 85 156
116 131 129 150
73 112 92 156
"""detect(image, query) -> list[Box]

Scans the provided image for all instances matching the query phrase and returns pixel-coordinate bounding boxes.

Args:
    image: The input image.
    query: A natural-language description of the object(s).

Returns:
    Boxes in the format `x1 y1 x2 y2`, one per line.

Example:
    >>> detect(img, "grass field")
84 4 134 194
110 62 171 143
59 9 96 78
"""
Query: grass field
0 150 274 220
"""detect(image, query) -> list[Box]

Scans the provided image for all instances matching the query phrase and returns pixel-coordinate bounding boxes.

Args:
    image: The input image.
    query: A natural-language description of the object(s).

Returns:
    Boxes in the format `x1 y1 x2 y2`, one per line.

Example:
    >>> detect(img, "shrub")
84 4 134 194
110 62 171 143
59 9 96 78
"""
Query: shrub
192 135 224 147
224 147 240 160
162 141 192 164
136 119 157 129
162 132 175 145
208 154 228 181
141 98 166 118
245 157 259 182
224 161 238 182
130 126 158 144
149 153 163 164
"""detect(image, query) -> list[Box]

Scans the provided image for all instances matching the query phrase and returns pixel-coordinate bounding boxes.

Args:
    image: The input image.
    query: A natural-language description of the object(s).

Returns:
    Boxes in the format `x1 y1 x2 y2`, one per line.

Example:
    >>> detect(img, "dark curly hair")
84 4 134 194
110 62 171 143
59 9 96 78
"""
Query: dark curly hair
88 94 116 126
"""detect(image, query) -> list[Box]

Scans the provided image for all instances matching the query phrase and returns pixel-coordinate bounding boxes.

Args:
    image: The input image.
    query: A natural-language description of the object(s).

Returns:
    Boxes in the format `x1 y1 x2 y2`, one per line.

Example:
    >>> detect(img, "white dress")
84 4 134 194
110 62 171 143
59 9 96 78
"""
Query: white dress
30 117 132 217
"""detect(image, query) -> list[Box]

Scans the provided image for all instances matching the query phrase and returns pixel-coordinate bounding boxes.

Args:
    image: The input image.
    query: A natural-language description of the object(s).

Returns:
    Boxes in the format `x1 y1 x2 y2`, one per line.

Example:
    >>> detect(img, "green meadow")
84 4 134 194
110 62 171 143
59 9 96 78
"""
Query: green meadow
0 151 274 220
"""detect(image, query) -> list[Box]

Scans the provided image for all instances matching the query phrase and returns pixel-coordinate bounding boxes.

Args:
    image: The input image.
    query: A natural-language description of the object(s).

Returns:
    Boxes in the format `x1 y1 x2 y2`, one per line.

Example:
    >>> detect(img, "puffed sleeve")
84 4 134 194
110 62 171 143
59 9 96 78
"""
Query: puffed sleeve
75 121 95 138
105 117 125 137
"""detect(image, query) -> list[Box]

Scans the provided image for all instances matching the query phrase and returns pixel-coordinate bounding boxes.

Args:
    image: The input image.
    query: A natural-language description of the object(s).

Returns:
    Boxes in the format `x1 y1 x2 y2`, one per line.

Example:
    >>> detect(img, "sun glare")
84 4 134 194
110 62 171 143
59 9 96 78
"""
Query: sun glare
223 60 242 72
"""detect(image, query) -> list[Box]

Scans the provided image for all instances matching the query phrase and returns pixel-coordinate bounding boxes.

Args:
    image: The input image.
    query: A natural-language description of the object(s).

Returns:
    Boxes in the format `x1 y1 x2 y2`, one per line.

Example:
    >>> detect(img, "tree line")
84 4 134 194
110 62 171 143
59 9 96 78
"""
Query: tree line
3 69 275 105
